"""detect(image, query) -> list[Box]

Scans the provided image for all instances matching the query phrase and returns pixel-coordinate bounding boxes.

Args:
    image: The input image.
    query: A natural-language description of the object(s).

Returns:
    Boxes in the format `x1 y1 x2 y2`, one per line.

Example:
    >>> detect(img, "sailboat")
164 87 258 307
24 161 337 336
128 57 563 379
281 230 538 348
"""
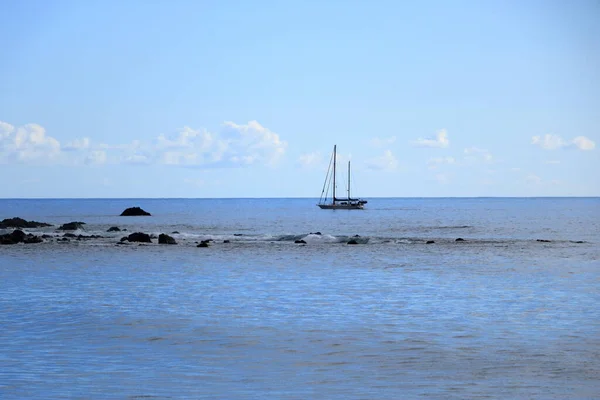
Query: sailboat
318 145 368 210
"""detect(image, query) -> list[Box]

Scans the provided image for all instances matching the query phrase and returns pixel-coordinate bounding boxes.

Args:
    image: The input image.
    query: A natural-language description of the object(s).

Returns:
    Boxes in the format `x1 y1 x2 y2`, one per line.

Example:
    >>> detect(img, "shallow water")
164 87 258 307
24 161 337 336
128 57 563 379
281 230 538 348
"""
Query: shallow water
1 198 599 399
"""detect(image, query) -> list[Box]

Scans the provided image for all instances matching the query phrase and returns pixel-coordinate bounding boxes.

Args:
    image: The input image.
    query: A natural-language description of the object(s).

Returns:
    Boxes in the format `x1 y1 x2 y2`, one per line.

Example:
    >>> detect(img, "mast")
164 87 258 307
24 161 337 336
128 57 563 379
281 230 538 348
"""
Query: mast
348 160 351 199
333 145 336 203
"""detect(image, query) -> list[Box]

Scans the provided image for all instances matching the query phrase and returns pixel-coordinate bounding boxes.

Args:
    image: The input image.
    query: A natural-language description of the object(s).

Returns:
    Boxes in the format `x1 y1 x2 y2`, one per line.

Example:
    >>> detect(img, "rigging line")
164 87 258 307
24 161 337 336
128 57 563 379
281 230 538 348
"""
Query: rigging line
319 150 335 202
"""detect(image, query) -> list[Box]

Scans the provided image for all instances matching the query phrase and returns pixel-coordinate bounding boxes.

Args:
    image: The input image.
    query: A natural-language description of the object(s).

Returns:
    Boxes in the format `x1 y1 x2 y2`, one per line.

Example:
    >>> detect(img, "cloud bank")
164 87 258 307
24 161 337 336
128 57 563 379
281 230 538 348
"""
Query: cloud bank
531 134 595 151
0 120 287 167
412 129 449 148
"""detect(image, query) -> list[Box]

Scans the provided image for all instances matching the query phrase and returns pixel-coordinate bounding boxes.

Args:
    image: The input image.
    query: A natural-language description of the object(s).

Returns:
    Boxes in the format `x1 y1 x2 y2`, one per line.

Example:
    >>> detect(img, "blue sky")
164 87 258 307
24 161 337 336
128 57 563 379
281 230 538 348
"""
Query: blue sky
1 0 598 198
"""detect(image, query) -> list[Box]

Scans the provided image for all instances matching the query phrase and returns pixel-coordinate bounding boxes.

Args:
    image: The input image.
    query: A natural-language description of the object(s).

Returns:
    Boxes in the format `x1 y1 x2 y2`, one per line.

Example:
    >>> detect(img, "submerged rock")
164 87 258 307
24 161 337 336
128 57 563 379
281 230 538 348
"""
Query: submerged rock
107 226 121 232
197 242 209 248
347 239 359 245
0 217 52 229
536 239 551 243
455 238 465 242
126 232 152 243
120 207 151 216
310 232 322 235
295 239 307 244
426 240 435 244
171 231 180 234
58 222 86 230
223 240 230 243
158 234 177 245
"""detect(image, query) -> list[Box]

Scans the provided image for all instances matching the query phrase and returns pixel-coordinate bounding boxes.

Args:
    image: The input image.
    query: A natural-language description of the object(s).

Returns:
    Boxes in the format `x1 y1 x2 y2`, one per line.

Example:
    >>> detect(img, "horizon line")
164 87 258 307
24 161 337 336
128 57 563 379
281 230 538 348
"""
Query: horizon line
1 196 598 200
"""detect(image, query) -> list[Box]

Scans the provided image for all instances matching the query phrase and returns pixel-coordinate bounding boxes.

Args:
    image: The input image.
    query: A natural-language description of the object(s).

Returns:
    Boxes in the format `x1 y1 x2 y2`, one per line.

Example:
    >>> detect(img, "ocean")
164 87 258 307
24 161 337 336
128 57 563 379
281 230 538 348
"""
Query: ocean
1 197 599 399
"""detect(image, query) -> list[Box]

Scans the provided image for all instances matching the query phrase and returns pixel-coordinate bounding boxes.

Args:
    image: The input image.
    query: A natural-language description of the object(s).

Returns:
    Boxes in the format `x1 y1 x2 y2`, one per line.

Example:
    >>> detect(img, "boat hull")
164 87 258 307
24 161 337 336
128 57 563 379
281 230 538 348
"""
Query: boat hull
317 203 364 210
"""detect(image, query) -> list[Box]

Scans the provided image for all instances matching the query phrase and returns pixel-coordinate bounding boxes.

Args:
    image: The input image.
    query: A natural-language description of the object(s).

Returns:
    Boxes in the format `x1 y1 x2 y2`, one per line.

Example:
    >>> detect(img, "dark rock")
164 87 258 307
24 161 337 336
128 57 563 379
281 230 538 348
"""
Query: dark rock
10 230 26 243
123 229 127 231
107 226 121 232
223 240 230 243
171 231 179 234
455 238 465 242
536 239 551 243
426 240 435 244
63 233 77 238
347 239 359 245
24 236 43 244
353 235 361 237
0 230 23 244
310 232 322 235
295 239 307 244
158 234 177 245
120 207 151 216
0 230 43 245
57 238 70 242
58 222 85 230
42 234 52 239
126 232 152 243
573 240 585 244
233 234 243 236
0 217 52 229
120 236 128 242
197 242 209 247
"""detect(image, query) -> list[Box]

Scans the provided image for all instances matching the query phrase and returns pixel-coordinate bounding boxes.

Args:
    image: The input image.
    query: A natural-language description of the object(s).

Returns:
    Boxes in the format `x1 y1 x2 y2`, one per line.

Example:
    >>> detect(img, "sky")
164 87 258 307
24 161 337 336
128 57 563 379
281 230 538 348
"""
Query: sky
1 0 598 198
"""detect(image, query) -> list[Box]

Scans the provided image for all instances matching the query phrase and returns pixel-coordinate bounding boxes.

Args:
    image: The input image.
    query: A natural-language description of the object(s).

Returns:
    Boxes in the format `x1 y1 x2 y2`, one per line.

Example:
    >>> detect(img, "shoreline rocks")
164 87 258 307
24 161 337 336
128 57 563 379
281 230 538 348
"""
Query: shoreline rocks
58 222 86 231
122 232 152 243
1 229 44 245
0 217 52 229
120 207 151 216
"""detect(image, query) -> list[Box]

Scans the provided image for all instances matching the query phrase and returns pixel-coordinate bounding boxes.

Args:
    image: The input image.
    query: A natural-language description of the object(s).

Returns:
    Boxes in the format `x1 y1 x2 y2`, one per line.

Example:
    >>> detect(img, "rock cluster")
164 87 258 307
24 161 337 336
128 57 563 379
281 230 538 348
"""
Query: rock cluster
0 217 52 229
1 230 43 245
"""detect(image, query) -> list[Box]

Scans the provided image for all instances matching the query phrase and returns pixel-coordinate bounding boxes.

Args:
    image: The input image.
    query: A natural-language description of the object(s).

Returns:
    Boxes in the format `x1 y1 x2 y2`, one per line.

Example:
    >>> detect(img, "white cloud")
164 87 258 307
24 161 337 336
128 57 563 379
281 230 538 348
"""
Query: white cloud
572 136 595 150
412 129 449 148
0 119 287 168
122 153 151 165
152 121 287 167
298 151 323 168
531 134 595 151
85 150 107 165
366 150 398 171
525 174 542 185
370 136 396 147
0 121 61 163
64 137 91 151
464 147 493 163
221 120 286 165
427 156 455 169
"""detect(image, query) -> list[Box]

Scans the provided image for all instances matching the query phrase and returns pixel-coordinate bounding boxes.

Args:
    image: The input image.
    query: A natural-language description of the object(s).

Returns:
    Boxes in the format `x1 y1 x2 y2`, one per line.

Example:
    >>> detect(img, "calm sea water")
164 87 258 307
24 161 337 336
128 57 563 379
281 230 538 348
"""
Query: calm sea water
1 198 599 399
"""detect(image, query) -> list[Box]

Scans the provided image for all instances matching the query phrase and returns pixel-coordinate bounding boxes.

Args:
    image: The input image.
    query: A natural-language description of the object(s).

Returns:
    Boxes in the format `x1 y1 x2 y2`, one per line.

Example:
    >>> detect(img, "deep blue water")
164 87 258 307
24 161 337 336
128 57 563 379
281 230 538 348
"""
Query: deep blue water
1 198 599 399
